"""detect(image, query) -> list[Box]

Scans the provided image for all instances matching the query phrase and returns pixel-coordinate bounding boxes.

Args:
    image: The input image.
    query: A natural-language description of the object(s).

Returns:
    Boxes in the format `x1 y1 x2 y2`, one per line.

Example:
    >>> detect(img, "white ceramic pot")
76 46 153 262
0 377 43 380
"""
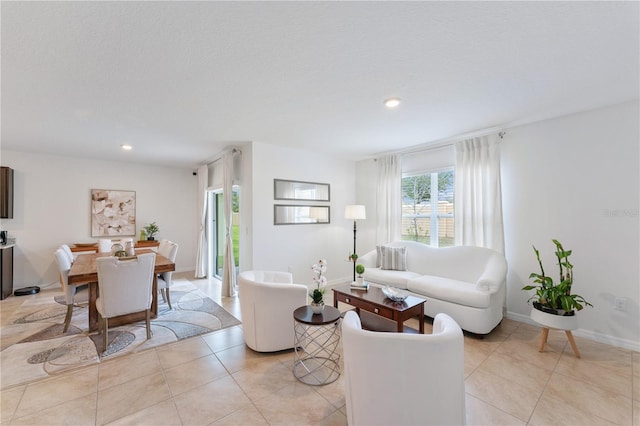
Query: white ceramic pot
530 307 578 330
310 302 324 314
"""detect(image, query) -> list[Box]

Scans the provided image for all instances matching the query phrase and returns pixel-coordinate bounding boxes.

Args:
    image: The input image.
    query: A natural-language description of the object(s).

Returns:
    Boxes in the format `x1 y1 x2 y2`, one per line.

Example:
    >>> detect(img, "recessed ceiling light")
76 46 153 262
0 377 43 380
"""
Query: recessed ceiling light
120 144 133 151
384 98 401 109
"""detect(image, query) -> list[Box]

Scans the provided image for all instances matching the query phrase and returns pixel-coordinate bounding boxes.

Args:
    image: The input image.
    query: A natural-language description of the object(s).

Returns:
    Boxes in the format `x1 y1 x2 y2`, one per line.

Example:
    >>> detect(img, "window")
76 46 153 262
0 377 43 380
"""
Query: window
401 170 454 247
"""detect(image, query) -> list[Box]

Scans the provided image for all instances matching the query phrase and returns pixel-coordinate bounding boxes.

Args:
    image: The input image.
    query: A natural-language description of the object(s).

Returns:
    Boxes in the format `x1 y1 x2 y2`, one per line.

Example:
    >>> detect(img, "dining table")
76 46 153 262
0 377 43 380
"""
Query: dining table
68 249 175 332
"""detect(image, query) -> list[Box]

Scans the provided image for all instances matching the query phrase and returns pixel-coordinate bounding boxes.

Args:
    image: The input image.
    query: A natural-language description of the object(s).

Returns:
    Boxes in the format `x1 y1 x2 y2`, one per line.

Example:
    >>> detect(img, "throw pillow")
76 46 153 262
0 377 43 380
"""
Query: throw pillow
379 246 407 271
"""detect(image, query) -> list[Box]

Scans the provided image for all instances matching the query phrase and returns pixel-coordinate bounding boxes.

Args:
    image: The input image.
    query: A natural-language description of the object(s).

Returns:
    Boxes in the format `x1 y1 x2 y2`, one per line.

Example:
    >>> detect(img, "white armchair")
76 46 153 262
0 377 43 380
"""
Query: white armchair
95 253 156 354
238 270 308 352
341 311 466 426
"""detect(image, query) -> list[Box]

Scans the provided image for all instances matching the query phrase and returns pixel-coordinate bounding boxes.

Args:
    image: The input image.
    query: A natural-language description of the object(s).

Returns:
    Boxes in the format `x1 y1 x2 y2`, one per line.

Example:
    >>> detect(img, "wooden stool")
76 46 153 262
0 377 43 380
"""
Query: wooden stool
530 308 581 358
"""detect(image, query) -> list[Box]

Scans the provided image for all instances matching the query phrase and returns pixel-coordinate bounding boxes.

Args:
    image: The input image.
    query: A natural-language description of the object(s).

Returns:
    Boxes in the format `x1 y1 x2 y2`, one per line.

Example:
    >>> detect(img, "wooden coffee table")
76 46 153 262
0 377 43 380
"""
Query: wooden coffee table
333 285 426 333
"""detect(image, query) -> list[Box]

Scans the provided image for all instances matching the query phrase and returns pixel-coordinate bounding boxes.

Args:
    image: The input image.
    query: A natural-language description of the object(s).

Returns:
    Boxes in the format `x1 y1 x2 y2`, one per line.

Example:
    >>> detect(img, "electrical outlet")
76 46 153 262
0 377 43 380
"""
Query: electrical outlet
614 298 627 311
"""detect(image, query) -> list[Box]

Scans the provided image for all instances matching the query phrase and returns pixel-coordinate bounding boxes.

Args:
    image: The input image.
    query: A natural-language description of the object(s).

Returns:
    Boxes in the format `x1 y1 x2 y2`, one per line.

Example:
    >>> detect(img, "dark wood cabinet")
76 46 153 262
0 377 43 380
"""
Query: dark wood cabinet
1 167 14 219
1 245 13 300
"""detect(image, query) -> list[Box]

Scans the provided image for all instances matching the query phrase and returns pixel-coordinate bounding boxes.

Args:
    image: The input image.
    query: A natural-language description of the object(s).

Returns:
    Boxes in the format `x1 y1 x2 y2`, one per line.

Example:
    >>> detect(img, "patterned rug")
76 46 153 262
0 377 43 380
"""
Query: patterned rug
0 279 240 390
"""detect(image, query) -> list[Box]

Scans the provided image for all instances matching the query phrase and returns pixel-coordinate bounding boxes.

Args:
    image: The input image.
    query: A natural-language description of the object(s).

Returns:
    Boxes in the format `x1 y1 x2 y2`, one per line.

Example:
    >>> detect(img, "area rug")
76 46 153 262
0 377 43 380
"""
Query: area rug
0 279 240 390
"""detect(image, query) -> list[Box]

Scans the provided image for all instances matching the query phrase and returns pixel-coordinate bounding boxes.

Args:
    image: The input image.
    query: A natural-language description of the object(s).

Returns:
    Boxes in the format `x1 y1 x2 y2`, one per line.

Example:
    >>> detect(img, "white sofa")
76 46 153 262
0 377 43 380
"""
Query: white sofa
342 311 466 425
359 241 507 334
238 270 308 352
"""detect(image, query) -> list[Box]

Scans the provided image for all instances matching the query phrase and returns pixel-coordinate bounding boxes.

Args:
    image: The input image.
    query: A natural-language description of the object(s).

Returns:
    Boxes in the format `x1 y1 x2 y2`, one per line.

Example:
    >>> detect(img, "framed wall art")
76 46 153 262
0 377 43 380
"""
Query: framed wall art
91 189 136 237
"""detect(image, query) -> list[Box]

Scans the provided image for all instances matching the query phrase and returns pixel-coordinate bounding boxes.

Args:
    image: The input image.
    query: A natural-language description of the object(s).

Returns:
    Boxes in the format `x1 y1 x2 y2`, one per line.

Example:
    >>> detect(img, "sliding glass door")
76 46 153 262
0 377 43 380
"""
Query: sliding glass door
208 188 240 279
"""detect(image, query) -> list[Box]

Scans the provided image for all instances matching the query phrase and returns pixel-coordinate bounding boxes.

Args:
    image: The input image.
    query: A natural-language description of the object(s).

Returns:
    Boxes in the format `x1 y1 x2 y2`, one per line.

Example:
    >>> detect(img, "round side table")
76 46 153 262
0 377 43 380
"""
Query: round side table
293 305 341 385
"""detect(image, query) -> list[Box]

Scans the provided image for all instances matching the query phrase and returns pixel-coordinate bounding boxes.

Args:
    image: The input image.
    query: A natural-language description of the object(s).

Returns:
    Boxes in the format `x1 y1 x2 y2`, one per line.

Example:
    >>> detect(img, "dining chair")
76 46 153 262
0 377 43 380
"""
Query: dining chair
98 239 113 253
157 240 178 309
60 244 75 263
54 248 80 332
95 253 156 354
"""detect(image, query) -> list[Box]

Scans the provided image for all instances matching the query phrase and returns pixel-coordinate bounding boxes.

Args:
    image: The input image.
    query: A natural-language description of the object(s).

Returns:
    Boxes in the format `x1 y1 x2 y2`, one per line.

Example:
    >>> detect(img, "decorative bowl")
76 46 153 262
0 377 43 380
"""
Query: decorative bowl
381 286 408 302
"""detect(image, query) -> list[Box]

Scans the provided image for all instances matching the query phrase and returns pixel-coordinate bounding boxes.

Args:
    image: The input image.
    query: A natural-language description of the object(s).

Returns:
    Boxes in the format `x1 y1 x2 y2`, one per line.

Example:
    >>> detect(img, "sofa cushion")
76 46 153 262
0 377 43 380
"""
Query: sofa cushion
362 268 420 289
407 275 491 308
379 246 407 271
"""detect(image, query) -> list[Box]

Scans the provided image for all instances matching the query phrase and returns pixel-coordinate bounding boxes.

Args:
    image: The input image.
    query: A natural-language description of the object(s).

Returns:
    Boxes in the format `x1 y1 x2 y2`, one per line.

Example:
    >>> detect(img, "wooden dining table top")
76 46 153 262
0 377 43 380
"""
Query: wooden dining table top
68 249 175 285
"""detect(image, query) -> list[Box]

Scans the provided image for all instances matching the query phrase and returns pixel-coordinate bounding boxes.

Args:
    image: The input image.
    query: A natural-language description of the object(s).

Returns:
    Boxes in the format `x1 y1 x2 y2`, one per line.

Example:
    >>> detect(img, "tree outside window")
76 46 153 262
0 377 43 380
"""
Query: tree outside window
401 170 454 247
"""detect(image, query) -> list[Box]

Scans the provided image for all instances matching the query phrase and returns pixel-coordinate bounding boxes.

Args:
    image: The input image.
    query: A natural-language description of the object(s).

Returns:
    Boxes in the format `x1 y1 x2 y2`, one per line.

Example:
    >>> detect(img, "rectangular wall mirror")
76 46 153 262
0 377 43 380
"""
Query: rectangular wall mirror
274 179 330 201
274 205 330 225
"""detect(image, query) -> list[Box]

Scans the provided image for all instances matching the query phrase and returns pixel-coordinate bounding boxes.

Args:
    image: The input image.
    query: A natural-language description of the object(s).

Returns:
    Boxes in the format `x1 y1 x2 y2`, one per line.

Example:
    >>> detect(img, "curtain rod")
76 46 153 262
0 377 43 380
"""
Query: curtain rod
370 127 506 160
203 148 242 167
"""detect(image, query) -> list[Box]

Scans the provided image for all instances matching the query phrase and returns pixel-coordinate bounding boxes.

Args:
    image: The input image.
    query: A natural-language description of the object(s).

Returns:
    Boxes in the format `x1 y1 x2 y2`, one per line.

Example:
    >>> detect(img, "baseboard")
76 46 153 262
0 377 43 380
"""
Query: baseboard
506 311 640 352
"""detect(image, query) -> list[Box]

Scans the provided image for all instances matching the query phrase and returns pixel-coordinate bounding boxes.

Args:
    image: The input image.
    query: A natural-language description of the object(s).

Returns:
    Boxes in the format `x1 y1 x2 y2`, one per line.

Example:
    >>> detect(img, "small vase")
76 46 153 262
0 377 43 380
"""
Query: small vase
310 302 324 314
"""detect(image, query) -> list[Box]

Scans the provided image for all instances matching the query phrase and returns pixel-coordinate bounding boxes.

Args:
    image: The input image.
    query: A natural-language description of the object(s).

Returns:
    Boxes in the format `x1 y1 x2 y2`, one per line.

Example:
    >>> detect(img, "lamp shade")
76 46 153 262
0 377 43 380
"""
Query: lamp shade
345 205 366 220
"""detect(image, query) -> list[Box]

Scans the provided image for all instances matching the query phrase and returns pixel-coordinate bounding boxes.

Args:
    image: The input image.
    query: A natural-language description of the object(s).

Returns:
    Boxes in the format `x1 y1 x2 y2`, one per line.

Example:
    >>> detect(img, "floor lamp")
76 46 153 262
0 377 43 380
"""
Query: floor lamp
345 205 366 283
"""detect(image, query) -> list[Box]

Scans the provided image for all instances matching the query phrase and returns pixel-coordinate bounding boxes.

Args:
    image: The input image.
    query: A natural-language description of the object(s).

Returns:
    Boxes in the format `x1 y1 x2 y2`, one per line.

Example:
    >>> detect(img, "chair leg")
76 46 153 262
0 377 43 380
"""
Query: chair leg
165 289 172 310
160 288 167 303
145 309 151 340
103 317 109 354
63 304 73 333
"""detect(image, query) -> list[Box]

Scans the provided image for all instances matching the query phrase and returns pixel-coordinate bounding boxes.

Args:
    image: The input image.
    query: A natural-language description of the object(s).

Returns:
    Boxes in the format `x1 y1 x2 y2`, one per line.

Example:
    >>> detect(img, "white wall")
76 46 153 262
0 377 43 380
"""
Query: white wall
502 100 639 350
246 142 357 285
0 150 197 289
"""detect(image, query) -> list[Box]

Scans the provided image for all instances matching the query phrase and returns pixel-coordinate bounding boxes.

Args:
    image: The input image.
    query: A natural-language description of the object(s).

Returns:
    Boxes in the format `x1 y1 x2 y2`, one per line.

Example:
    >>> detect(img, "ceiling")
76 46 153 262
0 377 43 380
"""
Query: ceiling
2 1 638 169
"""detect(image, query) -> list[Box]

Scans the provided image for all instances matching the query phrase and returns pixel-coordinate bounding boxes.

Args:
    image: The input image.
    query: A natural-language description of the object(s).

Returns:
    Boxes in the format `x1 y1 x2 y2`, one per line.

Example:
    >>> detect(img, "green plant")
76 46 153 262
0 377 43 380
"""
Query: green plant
355 264 365 276
311 288 324 304
522 239 592 314
143 222 159 238
349 253 358 262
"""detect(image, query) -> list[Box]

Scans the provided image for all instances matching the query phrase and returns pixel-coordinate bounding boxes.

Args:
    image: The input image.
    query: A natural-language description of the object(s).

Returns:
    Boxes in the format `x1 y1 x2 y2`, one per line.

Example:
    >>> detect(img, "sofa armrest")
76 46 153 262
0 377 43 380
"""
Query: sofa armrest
475 254 508 292
358 249 377 268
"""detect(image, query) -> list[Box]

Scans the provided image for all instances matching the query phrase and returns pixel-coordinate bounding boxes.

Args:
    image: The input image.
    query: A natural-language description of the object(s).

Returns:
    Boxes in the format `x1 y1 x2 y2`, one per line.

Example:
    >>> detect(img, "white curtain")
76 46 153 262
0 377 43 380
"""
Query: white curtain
194 164 208 278
454 134 505 253
221 150 237 297
376 155 402 245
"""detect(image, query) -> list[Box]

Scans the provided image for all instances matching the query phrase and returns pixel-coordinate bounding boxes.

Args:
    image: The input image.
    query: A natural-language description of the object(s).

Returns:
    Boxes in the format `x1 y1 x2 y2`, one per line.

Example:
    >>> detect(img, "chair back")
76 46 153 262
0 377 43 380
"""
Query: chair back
341 311 466 426
158 240 178 262
60 244 74 264
54 248 75 304
98 239 113 253
96 253 156 318
157 240 178 285
237 270 308 352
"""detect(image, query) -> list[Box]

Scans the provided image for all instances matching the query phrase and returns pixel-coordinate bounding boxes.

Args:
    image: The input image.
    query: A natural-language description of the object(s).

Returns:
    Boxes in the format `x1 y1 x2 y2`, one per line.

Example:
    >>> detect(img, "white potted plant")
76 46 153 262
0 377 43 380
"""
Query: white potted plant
310 259 327 314
522 239 592 329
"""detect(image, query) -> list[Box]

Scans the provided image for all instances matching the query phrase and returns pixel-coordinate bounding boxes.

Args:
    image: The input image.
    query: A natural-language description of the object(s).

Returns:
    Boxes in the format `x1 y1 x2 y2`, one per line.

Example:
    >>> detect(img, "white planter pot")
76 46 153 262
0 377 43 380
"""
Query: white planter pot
530 307 578 330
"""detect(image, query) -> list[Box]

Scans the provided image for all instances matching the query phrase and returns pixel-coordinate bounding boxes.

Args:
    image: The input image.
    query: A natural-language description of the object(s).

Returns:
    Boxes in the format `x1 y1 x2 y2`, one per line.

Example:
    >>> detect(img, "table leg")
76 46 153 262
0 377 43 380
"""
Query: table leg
565 330 581 358
89 282 98 332
538 327 550 352
419 304 425 334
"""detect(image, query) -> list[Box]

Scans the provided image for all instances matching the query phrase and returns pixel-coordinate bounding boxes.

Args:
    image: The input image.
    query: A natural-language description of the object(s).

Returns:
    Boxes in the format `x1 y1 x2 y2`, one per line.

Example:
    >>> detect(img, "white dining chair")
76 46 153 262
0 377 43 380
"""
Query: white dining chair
98 239 113 253
54 248 80 332
95 253 156 354
60 244 75 264
157 240 178 309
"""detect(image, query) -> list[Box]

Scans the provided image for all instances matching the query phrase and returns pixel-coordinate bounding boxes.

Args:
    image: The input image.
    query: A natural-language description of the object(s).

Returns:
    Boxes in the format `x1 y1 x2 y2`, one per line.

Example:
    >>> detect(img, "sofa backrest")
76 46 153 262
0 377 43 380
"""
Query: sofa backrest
363 241 504 283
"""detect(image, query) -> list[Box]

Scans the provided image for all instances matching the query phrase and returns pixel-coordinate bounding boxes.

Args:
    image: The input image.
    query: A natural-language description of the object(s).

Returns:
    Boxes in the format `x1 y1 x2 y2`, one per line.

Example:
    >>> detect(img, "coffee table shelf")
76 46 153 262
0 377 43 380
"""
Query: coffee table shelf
333 285 426 333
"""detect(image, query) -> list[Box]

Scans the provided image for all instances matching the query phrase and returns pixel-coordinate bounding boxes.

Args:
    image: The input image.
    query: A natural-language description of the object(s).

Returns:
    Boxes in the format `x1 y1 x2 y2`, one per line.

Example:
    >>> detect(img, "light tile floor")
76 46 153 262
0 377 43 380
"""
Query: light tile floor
1 272 638 425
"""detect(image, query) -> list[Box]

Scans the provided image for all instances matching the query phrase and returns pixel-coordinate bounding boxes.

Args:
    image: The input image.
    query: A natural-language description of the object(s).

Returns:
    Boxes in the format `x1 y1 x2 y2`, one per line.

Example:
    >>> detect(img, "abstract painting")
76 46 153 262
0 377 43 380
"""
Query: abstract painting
91 189 136 237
